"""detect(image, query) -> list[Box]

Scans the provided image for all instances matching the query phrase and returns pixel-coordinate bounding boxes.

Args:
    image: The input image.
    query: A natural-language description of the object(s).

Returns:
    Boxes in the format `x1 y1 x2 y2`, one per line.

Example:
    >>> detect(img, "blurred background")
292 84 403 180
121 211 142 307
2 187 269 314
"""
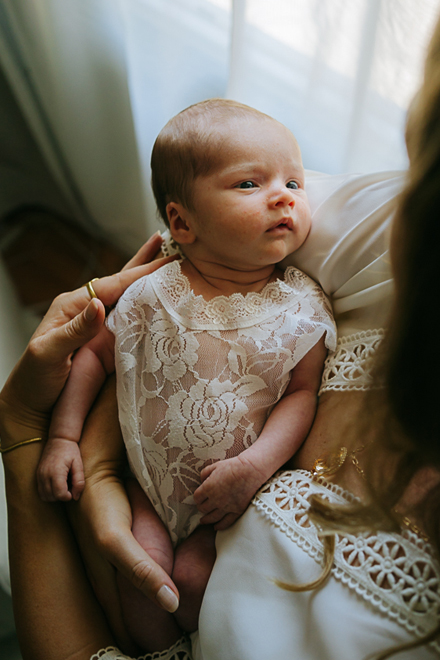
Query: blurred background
1 1 440 657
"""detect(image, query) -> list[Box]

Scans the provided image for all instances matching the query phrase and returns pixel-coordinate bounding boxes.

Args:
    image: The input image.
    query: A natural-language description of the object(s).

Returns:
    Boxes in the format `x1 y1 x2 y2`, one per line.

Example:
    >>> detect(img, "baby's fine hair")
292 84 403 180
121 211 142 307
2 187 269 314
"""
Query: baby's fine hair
151 98 279 225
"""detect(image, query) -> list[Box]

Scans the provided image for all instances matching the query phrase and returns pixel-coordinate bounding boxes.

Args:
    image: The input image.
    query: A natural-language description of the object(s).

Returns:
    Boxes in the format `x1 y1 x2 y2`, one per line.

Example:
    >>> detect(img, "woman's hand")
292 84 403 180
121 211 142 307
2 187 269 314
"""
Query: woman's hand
68 376 179 653
0 232 173 447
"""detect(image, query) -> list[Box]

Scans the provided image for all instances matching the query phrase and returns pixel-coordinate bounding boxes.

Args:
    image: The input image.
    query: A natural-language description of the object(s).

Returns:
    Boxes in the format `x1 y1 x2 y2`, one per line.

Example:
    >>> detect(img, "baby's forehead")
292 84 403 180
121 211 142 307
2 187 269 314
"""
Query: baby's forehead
204 117 301 165
210 112 290 138
210 113 296 143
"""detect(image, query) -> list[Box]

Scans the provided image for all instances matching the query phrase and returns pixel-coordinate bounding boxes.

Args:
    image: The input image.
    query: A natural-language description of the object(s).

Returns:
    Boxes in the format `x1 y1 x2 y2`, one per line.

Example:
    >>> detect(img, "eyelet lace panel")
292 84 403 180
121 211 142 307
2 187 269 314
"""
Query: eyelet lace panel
319 329 385 394
150 260 336 331
90 635 192 660
254 471 440 650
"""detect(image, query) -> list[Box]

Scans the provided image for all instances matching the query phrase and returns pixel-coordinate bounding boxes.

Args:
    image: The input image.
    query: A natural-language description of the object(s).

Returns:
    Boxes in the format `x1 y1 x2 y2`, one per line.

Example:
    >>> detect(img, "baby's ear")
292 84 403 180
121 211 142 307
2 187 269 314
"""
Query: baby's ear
166 202 196 244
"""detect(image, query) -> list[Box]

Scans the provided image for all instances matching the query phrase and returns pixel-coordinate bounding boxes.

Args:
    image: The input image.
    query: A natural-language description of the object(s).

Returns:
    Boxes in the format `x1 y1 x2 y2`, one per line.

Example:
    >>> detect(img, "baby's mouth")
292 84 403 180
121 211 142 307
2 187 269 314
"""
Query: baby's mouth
267 217 294 232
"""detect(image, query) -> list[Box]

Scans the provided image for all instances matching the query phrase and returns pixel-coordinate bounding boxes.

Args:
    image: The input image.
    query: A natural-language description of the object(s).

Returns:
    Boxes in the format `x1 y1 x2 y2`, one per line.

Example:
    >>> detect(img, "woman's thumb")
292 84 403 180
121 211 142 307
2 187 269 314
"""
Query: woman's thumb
50 299 106 358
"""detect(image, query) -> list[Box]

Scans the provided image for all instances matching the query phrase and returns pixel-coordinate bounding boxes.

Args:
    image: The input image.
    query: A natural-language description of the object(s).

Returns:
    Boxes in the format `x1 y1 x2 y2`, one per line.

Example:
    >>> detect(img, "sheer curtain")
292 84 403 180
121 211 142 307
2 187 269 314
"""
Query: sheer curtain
0 0 438 249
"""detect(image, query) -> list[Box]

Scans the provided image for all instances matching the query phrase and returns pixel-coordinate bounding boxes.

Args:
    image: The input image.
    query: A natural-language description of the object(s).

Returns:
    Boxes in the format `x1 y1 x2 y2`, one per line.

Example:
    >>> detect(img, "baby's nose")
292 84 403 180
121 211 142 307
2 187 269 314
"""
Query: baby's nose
272 187 295 207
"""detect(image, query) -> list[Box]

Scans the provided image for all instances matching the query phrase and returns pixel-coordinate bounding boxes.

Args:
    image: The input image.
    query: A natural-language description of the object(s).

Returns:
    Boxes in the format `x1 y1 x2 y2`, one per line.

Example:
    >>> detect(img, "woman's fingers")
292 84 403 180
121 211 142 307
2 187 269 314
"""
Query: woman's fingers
21 240 177 381
43 298 106 359
102 529 179 612
93 254 177 308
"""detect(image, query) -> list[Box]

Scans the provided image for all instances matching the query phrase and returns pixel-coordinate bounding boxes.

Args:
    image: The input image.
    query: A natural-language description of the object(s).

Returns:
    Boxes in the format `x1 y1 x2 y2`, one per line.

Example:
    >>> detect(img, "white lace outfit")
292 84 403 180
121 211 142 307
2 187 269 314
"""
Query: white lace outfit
107 259 336 545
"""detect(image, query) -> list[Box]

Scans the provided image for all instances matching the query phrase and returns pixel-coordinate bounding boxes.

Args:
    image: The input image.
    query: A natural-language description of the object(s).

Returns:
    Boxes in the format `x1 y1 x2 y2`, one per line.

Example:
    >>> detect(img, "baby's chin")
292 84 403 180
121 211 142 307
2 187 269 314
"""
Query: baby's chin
267 243 301 267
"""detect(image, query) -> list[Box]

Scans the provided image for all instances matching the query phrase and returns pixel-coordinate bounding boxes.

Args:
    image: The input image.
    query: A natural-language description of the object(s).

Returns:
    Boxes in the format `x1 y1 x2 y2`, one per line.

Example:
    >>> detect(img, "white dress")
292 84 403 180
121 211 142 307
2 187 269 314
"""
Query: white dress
195 470 440 660
107 260 336 546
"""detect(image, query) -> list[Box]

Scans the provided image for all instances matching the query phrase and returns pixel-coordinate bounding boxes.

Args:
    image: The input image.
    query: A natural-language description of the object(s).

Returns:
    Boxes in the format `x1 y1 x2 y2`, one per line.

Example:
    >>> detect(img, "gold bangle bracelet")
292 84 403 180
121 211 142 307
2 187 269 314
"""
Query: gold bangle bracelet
0 437 43 455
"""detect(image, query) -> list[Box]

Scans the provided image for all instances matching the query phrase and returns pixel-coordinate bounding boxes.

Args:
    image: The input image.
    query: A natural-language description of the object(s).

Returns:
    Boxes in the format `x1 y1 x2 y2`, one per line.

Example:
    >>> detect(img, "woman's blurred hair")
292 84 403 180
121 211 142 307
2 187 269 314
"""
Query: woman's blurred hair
286 16 440 658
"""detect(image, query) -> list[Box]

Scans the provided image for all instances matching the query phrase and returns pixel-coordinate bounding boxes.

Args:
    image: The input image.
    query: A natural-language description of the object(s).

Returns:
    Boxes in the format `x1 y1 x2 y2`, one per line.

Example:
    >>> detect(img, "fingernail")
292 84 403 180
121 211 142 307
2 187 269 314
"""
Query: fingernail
155 230 163 238
85 299 99 321
156 585 179 612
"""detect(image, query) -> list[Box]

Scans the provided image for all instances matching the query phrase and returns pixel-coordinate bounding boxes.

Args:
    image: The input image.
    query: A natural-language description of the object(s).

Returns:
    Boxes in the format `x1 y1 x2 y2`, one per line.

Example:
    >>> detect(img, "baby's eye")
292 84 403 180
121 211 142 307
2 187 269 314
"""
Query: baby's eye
286 181 299 190
236 181 256 189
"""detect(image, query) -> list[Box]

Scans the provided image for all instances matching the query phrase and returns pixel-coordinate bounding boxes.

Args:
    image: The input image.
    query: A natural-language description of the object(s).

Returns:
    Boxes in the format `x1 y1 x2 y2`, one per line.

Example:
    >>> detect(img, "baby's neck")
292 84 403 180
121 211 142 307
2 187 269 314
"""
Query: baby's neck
180 257 281 301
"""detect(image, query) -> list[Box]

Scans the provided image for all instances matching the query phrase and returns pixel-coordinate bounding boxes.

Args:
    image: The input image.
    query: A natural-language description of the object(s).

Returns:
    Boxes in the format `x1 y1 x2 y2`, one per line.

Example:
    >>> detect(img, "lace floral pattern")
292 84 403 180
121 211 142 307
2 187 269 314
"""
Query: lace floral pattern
254 471 440 649
90 635 192 660
319 329 385 394
108 261 336 545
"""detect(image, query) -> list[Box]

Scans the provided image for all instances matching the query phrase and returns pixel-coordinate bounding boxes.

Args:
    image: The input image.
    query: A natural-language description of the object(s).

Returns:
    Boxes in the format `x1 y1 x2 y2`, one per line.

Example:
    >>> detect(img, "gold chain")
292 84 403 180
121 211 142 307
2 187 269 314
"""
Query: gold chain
311 444 429 542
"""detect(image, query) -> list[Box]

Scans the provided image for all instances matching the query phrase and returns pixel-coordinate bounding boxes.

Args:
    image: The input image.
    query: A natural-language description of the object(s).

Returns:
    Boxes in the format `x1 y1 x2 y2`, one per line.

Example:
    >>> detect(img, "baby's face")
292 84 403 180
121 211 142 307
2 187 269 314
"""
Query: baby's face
184 117 311 271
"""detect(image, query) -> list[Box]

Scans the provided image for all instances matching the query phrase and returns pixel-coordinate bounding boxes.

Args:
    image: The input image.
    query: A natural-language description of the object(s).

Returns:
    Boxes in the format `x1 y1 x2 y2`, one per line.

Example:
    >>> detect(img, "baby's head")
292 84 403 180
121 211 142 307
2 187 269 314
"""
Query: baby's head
151 99 311 267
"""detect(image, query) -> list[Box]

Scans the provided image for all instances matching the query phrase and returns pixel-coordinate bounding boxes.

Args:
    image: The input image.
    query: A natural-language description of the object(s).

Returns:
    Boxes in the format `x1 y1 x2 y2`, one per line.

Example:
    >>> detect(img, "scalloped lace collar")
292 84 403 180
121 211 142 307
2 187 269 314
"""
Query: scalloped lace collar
150 260 313 329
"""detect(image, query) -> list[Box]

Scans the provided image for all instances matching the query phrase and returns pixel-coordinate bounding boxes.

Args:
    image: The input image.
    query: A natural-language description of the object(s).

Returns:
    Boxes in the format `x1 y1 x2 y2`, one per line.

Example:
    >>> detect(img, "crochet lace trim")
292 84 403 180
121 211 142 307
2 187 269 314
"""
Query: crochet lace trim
319 329 385 394
254 471 440 650
151 260 333 330
90 635 192 659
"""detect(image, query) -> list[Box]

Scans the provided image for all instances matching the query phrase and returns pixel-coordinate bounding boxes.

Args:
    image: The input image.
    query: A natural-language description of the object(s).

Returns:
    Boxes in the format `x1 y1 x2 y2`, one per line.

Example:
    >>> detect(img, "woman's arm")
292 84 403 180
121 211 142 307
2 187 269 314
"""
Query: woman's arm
3 437 114 660
0 303 117 659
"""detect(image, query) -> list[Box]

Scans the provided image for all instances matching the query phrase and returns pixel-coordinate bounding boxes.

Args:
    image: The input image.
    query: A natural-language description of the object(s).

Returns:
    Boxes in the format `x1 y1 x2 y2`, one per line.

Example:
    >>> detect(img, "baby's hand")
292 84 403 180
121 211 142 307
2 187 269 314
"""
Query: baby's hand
37 438 85 502
193 454 267 531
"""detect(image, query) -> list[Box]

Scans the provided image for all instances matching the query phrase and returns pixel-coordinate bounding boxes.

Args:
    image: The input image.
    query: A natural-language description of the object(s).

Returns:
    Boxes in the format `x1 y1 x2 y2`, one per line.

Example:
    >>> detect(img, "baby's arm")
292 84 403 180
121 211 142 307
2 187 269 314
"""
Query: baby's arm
37 326 115 502
193 337 327 530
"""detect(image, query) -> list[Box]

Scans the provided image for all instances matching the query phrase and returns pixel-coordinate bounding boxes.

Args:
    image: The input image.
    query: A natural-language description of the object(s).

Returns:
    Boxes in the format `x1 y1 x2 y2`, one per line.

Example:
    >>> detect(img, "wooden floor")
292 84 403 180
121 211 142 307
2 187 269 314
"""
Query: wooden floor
0 207 130 315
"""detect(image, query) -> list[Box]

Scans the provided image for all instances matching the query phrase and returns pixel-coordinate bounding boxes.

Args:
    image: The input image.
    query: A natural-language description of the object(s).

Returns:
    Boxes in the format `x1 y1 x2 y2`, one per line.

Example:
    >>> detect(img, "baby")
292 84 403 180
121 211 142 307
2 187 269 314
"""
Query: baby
37 99 336 652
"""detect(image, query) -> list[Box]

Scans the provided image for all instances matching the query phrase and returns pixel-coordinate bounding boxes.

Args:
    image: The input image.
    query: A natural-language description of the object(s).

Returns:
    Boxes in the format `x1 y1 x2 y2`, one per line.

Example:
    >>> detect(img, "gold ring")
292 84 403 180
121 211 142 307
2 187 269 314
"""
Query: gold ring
85 278 99 300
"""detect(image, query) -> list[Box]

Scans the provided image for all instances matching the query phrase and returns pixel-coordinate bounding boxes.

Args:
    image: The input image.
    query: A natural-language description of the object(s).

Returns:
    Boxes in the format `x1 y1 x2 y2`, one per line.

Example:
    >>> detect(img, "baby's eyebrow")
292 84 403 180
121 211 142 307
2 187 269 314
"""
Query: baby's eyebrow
218 162 305 182
220 162 261 175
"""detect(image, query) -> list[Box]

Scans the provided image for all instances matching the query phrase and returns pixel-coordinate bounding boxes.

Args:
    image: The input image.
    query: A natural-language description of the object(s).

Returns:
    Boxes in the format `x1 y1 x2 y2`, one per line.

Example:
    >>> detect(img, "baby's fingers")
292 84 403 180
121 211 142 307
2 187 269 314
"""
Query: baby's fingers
70 455 85 501
37 471 55 502
194 493 214 515
38 472 72 502
50 472 73 502
37 460 59 502
193 482 209 507
200 463 216 482
199 509 225 525
214 513 240 531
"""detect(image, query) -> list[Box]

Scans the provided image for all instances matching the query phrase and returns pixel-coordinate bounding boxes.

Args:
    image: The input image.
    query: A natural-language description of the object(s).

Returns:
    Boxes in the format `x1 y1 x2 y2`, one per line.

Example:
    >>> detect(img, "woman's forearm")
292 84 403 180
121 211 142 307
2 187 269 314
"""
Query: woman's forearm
2 423 114 660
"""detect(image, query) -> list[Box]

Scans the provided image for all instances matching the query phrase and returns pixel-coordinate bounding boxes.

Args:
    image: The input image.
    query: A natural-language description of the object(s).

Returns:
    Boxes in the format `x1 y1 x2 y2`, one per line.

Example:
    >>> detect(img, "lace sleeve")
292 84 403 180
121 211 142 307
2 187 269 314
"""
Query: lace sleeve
319 329 384 394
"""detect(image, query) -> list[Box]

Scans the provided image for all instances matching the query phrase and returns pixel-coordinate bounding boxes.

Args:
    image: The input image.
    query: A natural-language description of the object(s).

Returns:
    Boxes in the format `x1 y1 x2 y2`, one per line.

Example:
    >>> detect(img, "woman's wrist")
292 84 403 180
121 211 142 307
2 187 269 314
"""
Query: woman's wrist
0 386 49 452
